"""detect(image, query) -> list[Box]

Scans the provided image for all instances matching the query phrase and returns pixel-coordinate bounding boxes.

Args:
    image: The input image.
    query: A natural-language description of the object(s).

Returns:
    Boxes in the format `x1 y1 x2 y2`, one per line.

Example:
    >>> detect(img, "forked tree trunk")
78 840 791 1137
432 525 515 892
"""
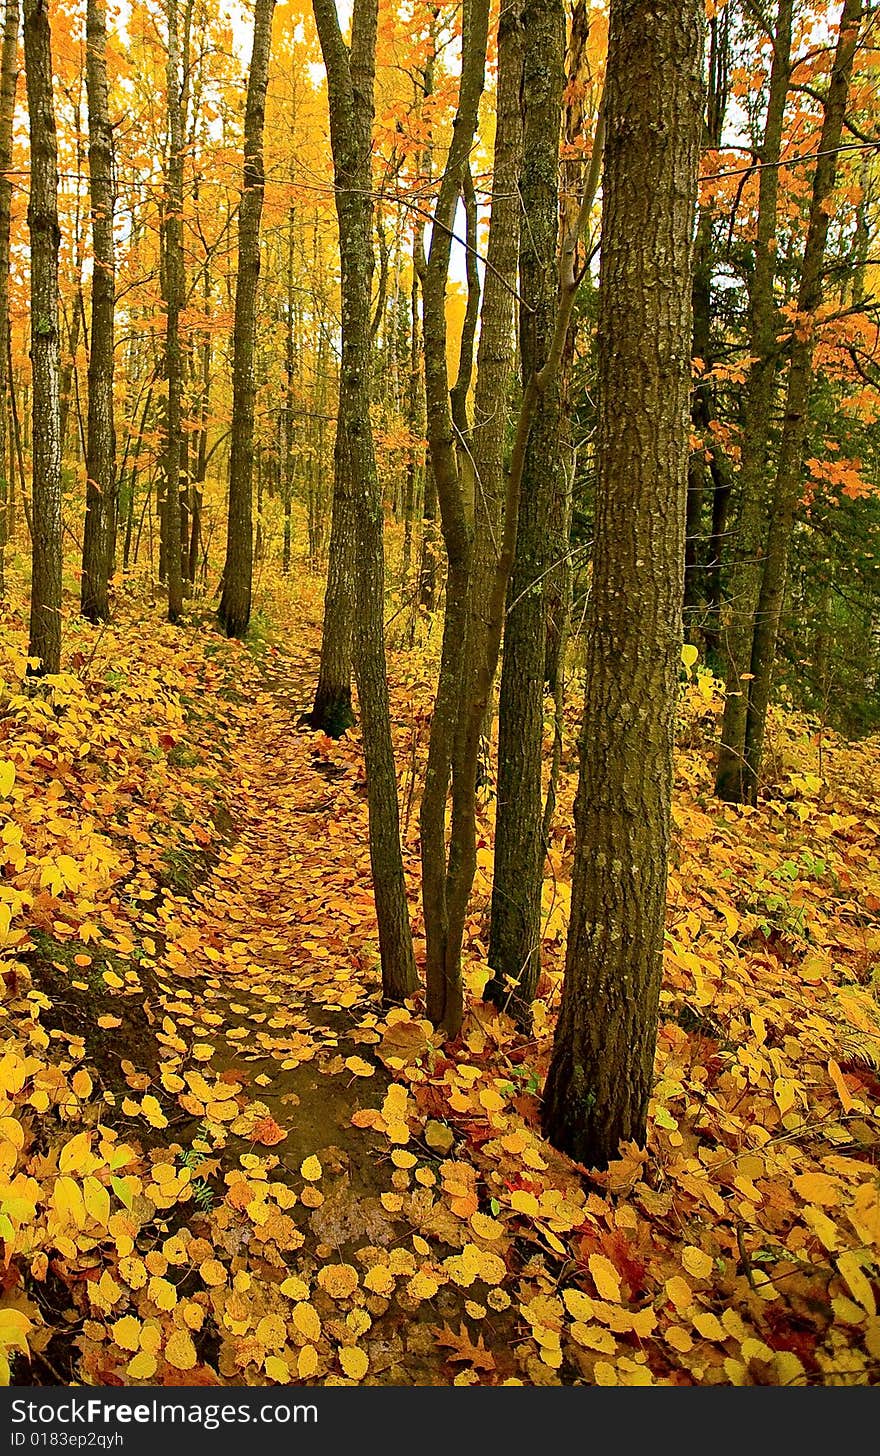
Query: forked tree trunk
715 0 792 800
81 0 116 624
542 0 703 1168
24 0 63 675
312 0 417 1002
219 0 275 638
741 0 863 801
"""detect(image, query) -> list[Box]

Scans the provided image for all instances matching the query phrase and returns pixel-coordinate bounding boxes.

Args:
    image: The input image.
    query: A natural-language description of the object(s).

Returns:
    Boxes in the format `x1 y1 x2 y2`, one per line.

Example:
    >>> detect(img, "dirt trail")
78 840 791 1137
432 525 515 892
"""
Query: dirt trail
125 634 501 1383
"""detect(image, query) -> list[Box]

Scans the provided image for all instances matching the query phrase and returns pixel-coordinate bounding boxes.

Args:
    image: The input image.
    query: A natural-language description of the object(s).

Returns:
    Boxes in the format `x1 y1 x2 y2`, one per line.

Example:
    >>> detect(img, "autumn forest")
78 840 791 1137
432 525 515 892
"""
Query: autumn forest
0 0 878 1396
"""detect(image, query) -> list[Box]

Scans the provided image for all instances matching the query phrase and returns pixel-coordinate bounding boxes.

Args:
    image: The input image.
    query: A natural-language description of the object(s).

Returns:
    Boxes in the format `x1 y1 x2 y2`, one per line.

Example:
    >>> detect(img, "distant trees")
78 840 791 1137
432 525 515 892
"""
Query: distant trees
543 0 704 1165
218 0 276 639
23 0 62 675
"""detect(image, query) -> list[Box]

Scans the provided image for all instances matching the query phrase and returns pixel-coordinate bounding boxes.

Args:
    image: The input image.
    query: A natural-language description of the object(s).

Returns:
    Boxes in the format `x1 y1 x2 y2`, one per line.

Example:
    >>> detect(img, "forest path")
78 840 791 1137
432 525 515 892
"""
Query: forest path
172 630 392 1160
133 625 484 1383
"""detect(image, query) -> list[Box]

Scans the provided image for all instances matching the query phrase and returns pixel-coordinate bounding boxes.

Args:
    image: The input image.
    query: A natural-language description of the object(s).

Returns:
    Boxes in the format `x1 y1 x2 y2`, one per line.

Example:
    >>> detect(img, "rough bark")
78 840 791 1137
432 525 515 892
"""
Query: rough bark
24 0 63 676
715 0 792 799
742 0 863 800
684 7 729 637
400 262 421 586
487 0 566 1016
218 0 275 637
312 0 417 1002
80 0 116 624
282 206 295 576
418 0 490 1033
163 0 184 624
542 0 703 1167
0 0 19 600
455 0 523 750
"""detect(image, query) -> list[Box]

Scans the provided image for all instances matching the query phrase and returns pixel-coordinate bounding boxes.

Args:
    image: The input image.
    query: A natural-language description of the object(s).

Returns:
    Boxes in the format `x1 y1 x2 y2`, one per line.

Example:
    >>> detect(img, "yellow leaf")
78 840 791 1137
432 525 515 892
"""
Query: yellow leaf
0 1309 31 1353
164 1330 196 1371
793 1172 840 1207
127 1350 157 1379
148 1276 177 1311
471 1211 503 1241
681 1246 713 1280
407 1271 439 1301
256 1315 287 1351
264 1355 290 1383
588 1253 621 1303
280 1275 310 1302
317 1264 359 1300
848 1184 880 1249
112 1316 141 1353
52 1176 86 1227
344 1057 374 1077
141 1095 168 1129
837 1251 876 1316
300 1155 322 1182
509 1190 540 1217
59 1131 94 1175
0 761 15 797
339 1345 369 1381
83 1176 110 1227
563 1288 595 1323
297 1344 318 1379
827 1059 854 1113
692 1311 725 1341
292 1302 321 1342
199 1258 227 1287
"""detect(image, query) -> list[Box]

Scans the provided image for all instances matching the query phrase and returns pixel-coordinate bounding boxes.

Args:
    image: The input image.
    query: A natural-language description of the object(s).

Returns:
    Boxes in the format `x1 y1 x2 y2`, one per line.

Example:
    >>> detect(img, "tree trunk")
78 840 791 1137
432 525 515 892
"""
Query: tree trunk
163 0 184 624
400 264 421 586
715 0 792 800
0 0 19 601
218 0 274 637
741 0 863 801
282 206 295 576
312 0 417 1002
455 0 523 753
24 0 63 676
684 8 728 638
418 0 490 1033
487 0 565 1017
542 0 704 1167
80 0 116 624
